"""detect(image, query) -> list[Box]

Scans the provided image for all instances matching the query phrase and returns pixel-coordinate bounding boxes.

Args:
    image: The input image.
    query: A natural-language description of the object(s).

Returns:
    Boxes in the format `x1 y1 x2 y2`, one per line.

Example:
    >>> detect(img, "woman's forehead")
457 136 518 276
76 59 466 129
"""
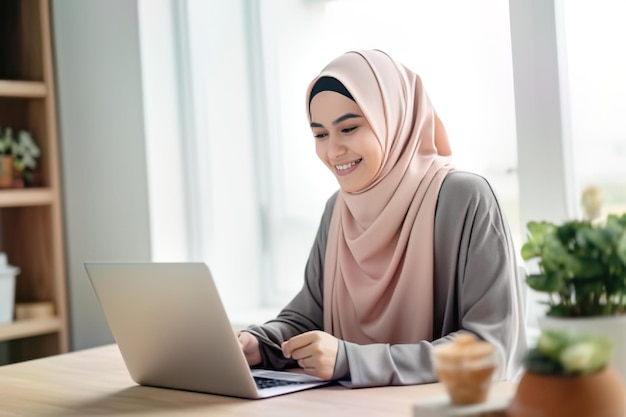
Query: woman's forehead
309 91 363 123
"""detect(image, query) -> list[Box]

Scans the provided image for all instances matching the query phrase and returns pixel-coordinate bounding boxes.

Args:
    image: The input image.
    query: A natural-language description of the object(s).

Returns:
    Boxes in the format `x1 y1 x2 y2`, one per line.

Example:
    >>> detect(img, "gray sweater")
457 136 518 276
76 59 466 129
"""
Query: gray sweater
245 171 527 388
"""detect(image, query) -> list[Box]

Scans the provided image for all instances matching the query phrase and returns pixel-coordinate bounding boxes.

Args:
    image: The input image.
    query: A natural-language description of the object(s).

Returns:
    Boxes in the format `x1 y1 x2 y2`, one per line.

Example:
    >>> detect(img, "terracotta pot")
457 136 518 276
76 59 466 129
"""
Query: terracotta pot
0 155 11 188
508 367 625 417
12 166 24 188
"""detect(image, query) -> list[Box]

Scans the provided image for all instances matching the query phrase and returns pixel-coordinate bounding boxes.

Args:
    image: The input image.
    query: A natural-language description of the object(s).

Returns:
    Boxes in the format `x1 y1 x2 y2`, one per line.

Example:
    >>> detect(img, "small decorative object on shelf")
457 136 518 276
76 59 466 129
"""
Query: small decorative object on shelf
0 126 41 188
508 329 625 417
0 252 20 324
0 127 13 188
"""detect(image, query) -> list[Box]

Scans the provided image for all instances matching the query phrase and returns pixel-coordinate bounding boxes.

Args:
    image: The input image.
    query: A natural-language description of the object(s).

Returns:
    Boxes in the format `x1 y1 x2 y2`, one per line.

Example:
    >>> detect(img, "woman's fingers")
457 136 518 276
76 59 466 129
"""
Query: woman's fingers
283 331 339 380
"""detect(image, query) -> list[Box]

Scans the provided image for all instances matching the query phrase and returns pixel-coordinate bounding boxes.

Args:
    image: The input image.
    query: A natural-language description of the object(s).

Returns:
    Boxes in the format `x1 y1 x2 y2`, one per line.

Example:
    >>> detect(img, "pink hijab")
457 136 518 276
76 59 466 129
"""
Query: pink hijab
305 50 453 344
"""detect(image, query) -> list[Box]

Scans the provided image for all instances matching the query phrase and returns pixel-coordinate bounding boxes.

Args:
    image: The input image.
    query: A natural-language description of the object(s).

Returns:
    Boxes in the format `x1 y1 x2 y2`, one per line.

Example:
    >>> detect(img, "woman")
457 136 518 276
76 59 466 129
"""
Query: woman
238 49 526 388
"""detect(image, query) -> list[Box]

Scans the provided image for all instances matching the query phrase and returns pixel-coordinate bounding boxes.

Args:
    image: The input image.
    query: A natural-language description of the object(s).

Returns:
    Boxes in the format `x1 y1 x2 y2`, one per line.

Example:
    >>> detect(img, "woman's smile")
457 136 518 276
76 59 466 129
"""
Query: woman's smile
334 158 363 176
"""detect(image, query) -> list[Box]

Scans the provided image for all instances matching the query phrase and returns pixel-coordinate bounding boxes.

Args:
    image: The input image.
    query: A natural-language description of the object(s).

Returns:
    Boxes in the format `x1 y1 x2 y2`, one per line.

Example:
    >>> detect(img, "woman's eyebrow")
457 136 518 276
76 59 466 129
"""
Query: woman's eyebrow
333 113 362 125
310 113 363 128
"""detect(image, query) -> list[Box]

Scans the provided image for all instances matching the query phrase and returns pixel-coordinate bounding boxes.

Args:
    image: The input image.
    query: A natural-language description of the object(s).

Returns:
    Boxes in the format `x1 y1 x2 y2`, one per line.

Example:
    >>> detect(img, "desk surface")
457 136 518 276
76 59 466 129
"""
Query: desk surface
0 344 514 417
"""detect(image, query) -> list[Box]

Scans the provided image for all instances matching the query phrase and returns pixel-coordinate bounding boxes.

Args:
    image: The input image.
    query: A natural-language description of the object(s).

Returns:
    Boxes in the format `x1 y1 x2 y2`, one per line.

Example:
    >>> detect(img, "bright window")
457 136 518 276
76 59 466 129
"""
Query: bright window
562 0 626 218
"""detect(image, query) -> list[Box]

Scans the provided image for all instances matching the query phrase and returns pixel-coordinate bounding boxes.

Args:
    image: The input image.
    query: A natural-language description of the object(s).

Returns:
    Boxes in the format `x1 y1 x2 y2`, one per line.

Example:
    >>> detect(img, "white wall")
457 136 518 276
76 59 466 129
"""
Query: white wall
52 0 152 350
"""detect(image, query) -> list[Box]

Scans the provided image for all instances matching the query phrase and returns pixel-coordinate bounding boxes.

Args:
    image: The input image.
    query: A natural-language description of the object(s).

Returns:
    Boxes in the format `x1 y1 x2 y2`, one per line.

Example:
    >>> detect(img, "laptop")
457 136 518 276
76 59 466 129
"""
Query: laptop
84 261 329 399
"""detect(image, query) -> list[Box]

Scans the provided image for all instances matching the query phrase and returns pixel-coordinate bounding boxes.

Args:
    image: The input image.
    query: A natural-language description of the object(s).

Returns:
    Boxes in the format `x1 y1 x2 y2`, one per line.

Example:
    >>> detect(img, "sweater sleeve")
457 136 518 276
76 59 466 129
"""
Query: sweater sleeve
432 171 527 382
242 192 338 371
341 171 527 388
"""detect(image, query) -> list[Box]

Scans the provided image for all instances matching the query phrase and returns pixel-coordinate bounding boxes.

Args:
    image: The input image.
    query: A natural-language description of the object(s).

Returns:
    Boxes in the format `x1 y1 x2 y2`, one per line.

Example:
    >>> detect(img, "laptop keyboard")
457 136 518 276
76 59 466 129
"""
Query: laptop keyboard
254 376 309 389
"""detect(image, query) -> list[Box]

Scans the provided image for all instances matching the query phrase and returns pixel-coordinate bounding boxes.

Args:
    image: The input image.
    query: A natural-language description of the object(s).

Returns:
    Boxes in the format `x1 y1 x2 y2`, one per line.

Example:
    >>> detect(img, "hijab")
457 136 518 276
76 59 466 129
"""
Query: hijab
305 50 454 344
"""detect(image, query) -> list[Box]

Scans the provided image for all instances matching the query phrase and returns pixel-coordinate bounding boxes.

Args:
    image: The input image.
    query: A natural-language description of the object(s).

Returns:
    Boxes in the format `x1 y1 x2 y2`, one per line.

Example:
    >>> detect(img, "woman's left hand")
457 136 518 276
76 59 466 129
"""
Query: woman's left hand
281 330 339 380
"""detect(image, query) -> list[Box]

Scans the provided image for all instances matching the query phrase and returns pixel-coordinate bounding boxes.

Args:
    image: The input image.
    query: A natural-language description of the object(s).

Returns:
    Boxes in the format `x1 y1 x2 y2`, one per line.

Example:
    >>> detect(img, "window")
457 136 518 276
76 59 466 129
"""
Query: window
561 0 626 219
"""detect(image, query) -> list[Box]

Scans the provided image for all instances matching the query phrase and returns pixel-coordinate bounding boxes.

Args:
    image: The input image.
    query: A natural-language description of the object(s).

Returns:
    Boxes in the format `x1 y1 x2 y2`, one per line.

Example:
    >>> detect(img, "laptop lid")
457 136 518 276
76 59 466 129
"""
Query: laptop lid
84 262 327 399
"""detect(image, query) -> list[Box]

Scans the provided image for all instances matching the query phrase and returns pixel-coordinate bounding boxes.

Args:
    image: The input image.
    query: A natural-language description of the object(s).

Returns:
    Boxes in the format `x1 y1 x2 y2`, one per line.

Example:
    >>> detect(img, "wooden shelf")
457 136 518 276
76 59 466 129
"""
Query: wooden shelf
0 317 62 342
0 0 69 364
0 80 47 98
0 188 54 207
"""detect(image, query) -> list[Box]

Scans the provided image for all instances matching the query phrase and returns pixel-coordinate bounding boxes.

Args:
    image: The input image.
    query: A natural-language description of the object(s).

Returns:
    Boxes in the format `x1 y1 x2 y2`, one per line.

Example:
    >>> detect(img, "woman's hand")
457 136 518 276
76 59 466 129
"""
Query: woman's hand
281 330 339 380
236 330 262 366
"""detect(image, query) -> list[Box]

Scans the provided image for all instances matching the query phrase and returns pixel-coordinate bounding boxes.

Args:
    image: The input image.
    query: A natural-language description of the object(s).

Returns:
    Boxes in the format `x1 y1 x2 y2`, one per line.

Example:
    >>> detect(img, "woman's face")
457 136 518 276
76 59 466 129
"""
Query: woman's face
309 91 383 193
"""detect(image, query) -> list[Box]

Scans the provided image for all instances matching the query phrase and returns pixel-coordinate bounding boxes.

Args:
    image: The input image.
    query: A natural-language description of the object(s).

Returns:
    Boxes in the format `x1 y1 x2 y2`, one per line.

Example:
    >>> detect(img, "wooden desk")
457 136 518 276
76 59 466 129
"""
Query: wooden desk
0 344 514 416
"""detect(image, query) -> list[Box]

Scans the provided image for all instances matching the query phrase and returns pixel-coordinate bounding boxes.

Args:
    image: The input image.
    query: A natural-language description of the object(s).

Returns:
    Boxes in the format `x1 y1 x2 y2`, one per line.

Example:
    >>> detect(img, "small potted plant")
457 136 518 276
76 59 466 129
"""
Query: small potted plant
0 127 13 188
520 189 626 379
0 127 41 188
508 329 624 417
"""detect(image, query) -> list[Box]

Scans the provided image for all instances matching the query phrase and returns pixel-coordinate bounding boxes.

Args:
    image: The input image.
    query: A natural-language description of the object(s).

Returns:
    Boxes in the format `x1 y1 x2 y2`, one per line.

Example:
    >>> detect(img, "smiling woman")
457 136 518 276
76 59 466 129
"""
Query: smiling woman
134 0 626 384
237 49 527 388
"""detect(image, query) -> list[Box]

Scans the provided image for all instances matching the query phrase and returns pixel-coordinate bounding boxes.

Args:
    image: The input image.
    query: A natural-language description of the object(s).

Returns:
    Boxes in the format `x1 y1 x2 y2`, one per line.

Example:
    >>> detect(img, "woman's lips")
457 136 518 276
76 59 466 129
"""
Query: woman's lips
334 158 362 176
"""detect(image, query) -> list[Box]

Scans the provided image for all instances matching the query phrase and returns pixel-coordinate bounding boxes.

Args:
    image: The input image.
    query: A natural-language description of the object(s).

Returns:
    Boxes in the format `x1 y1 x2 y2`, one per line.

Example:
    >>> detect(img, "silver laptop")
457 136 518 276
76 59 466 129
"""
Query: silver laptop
85 262 329 399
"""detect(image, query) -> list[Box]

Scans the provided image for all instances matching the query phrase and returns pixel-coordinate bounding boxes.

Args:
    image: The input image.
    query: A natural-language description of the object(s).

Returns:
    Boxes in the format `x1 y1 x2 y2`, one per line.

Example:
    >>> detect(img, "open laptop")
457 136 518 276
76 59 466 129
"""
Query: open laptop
84 262 329 399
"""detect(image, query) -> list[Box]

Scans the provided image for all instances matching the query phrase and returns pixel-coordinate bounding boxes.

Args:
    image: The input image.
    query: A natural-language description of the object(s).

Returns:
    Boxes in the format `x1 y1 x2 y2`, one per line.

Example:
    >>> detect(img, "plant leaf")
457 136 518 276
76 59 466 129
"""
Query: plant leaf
527 273 562 293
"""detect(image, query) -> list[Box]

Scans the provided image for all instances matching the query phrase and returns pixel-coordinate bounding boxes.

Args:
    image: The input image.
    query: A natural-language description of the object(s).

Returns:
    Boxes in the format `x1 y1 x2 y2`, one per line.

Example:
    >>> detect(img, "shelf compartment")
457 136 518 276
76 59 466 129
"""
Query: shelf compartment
0 80 47 98
0 317 61 342
0 97 50 187
0 0 44 81
1 206 57 304
0 188 54 207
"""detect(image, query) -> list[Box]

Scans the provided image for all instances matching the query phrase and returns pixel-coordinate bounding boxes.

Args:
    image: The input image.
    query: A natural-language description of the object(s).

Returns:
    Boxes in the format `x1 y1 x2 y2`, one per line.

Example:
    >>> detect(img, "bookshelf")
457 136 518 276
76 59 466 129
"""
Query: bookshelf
0 0 68 364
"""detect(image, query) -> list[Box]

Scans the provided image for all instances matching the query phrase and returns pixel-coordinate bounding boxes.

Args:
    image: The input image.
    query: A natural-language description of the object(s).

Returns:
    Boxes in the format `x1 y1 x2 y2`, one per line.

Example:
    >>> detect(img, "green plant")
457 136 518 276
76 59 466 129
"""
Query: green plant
0 127 13 156
11 129 41 171
0 126 41 169
521 213 626 317
524 329 613 376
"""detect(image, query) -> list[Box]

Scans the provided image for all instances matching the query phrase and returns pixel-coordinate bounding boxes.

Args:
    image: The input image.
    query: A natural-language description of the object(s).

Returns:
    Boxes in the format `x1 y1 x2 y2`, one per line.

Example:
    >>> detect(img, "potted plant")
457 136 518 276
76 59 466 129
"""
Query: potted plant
521 213 626 317
520 189 626 379
0 127 13 188
0 127 41 188
508 329 624 417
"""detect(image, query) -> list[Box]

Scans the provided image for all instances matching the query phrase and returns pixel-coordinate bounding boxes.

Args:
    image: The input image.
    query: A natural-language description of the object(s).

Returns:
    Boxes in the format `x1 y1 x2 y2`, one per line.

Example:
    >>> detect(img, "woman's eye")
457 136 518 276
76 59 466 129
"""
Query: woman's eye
341 126 357 134
313 132 327 139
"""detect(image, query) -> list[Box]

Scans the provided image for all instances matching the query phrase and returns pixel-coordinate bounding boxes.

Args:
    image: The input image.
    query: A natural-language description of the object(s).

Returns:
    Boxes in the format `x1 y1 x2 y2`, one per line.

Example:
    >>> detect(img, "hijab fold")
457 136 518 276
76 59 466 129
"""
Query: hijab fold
306 50 454 344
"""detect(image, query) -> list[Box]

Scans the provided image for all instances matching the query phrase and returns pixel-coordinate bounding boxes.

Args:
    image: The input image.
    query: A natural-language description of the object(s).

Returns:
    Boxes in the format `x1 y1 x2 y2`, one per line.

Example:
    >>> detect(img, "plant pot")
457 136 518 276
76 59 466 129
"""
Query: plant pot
0 155 12 188
508 367 625 417
12 166 24 188
539 315 626 383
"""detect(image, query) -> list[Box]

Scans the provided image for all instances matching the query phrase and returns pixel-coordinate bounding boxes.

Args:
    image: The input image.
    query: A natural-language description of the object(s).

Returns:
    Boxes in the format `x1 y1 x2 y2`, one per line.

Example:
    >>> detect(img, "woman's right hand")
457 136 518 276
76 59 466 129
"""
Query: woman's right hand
236 330 262 366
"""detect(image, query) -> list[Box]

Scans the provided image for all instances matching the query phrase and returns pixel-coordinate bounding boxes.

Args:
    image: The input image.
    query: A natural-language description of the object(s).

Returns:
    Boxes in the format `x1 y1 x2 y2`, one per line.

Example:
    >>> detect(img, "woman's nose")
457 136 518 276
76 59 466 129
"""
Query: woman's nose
327 134 346 158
